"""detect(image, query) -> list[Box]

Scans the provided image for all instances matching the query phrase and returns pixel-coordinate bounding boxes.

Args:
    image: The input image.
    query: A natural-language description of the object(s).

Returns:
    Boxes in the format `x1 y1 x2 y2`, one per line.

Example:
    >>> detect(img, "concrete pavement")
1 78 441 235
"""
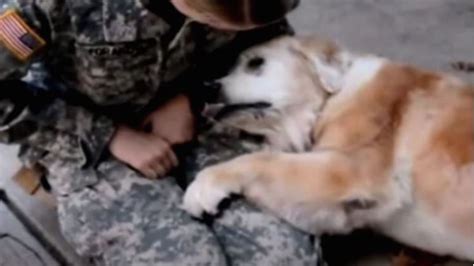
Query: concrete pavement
289 0 474 82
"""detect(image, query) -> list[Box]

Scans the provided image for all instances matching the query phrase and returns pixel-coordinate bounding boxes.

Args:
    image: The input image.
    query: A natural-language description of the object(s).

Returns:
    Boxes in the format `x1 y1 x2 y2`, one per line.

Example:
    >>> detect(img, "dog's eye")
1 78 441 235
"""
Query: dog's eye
247 57 265 70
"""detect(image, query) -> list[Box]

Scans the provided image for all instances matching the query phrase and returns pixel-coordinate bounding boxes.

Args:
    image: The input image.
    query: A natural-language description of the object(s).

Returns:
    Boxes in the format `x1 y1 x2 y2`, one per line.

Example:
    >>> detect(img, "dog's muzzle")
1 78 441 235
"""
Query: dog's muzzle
202 80 223 103
203 102 272 120
201 80 272 120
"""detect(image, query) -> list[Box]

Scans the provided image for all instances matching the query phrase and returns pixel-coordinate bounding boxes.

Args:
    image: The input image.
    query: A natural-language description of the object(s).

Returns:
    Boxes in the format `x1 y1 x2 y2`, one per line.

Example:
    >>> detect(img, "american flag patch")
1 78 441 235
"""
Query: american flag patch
0 9 45 61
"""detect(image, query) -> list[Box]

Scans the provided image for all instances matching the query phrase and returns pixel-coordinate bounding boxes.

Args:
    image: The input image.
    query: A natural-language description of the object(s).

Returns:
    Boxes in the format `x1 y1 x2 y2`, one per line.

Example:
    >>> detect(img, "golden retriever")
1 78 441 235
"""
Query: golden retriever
183 36 474 261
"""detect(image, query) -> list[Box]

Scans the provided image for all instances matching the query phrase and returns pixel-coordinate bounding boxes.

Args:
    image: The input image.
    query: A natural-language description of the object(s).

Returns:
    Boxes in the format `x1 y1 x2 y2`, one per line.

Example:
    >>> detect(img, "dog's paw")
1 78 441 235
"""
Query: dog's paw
182 168 234 218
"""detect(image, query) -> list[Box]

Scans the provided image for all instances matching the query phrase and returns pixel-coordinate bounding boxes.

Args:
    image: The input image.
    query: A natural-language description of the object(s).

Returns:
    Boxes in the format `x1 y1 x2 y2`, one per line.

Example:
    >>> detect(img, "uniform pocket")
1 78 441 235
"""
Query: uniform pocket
74 39 162 106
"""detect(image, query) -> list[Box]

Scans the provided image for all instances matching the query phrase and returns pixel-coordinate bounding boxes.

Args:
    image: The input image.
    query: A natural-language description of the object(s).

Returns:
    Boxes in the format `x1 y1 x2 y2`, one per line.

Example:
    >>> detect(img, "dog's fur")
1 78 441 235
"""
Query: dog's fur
183 36 474 261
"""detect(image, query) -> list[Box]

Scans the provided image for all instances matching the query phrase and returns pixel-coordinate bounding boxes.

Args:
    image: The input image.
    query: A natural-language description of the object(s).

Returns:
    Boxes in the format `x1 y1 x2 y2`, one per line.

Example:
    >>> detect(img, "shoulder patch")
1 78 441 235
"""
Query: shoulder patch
0 9 45 61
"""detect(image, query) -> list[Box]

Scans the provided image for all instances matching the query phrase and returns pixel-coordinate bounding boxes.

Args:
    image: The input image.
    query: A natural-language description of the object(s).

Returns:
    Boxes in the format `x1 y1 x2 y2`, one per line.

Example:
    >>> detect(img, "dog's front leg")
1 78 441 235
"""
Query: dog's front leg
182 152 273 216
183 150 374 233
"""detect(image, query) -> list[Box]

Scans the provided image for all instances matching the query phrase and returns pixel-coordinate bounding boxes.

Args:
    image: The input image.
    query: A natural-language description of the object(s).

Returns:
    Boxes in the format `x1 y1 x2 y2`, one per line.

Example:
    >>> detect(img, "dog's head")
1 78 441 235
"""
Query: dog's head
203 36 350 151
216 37 325 109
216 36 345 109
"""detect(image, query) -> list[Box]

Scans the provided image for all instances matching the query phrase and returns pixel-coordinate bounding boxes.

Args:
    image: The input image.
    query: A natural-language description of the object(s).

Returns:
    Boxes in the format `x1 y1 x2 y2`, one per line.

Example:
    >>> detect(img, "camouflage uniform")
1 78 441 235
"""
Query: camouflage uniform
0 0 322 265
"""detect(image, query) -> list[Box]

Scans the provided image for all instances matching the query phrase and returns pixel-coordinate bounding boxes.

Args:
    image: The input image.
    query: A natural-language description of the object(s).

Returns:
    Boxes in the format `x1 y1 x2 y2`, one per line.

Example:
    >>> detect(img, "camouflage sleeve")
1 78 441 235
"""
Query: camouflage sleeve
0 0 46 80
0 0 116 169
0 0 50 130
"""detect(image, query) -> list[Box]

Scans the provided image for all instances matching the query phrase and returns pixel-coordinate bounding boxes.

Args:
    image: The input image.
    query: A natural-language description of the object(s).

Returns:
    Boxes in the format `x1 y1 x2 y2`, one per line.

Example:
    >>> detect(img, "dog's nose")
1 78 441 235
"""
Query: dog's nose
204 80 222 91
203 80 223 102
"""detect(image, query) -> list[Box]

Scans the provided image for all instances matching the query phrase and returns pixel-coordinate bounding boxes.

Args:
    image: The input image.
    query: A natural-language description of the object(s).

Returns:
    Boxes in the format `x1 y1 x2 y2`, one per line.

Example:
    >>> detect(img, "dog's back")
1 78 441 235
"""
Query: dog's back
381 66 474 259
314 58 474 259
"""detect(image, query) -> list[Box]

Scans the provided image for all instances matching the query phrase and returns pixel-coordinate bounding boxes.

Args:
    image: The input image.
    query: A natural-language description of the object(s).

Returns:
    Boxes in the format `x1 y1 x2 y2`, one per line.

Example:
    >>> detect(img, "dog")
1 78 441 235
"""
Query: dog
183 36 474 261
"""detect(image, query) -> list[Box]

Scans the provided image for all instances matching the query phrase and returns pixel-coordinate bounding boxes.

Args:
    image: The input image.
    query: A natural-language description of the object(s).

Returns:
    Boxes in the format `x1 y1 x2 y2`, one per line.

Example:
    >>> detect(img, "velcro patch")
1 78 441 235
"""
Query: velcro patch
0 9 46 61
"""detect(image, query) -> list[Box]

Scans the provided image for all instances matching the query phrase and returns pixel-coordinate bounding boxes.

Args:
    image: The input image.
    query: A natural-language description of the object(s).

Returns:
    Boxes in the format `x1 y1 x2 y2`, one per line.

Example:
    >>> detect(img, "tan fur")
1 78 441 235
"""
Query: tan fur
183 36 474 261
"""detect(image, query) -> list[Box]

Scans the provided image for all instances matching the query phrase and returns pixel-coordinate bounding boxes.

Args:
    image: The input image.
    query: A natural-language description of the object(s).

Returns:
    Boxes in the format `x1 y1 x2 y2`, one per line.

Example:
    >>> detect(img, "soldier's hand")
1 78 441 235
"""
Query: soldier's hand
142 94 195 145
109 125 179 179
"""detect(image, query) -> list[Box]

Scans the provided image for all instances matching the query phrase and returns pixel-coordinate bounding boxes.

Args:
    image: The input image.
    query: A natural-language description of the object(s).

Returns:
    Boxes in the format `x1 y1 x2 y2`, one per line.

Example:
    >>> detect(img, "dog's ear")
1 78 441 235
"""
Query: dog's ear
289 36 347 94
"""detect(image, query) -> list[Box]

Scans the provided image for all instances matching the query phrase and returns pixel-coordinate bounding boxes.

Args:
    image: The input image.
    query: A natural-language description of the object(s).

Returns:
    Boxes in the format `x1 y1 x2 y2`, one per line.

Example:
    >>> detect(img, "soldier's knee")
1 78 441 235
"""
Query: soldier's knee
213 201 321 265
263 232 320 266
272 221 320 264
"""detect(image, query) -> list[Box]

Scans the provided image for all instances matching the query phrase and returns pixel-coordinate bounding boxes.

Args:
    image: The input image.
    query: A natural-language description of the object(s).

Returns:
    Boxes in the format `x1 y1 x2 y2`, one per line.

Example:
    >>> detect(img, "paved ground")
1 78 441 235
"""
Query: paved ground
0 145 21 188
0 0 473 265
0 201 59 266
289 0 474 82
0 145 90 265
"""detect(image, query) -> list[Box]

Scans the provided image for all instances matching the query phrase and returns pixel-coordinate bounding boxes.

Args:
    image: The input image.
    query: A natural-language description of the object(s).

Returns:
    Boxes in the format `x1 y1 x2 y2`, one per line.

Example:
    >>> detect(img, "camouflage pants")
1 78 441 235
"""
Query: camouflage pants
55 159 321 266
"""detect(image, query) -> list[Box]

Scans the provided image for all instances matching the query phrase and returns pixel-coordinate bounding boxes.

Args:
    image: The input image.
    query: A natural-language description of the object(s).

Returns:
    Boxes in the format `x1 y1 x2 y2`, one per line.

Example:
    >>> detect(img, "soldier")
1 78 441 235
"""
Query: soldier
0 0 322 265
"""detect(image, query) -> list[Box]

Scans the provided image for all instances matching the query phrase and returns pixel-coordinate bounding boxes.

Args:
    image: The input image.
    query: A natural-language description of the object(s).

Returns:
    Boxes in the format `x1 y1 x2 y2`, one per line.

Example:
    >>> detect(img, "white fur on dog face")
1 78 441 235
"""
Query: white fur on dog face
220 47 293 107
219 39 326 109
212 37 336 152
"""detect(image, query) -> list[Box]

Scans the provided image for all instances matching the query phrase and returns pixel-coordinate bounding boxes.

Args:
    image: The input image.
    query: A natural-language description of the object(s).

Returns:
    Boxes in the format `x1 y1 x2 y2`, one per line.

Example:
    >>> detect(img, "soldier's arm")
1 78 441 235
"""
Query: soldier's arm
0 0 52 134
0 0 115 169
